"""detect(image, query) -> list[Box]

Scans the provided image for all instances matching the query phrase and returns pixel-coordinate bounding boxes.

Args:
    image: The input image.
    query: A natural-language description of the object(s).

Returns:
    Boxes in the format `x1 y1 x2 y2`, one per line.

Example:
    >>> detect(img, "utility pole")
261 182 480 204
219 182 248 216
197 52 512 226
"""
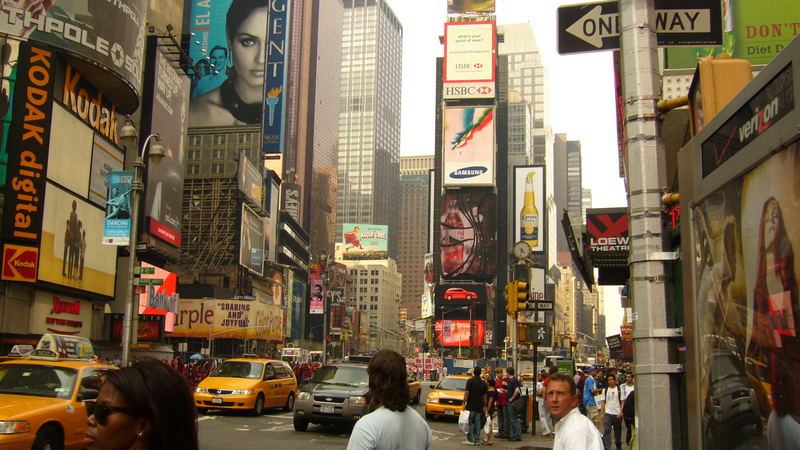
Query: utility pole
619 1 679 447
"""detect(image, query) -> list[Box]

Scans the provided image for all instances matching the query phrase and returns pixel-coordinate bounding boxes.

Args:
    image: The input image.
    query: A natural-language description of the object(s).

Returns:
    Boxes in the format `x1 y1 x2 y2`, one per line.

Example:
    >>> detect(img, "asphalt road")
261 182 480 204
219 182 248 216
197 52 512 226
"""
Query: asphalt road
198 385 557 450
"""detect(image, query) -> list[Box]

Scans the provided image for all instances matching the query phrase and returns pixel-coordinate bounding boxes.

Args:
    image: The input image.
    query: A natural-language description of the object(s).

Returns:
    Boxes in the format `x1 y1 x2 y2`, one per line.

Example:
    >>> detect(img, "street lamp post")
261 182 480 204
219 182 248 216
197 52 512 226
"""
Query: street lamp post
319 253 331 364
119 119 164 367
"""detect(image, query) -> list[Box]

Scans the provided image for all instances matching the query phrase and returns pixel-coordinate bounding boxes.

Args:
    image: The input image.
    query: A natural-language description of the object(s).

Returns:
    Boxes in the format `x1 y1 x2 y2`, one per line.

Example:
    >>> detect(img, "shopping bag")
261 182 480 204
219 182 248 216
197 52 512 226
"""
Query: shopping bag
483 414 493 437
458 409 470 434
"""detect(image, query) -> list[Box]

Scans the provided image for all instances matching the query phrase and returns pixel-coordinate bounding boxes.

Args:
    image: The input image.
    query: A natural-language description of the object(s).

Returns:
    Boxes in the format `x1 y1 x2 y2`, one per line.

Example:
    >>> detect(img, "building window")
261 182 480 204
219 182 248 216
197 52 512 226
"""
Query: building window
211 163 224 174
187 164 200 175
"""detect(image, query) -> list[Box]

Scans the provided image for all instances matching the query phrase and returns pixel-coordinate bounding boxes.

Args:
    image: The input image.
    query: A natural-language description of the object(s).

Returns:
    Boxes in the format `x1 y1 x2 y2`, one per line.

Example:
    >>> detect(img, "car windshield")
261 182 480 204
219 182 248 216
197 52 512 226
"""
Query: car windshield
0 364 78 399
210 361 263 379
438 377 468 390
311 366 368 387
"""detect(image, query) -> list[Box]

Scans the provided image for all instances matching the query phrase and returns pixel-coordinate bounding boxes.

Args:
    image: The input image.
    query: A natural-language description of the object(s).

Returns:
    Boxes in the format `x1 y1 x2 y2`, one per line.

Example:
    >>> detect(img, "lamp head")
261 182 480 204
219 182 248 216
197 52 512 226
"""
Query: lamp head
147 136 165 164
119 119 138 148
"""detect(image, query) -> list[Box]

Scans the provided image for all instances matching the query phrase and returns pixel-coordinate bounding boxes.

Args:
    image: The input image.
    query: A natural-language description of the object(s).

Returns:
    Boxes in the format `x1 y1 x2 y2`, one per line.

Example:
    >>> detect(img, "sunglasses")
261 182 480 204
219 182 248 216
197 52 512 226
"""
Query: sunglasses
85 401 137 425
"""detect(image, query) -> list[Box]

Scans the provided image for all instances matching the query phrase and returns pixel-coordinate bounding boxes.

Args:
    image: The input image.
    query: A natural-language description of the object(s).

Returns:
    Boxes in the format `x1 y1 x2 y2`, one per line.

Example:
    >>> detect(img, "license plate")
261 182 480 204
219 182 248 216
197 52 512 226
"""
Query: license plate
321 405 335 414
212 397 222 404
445 409 455 415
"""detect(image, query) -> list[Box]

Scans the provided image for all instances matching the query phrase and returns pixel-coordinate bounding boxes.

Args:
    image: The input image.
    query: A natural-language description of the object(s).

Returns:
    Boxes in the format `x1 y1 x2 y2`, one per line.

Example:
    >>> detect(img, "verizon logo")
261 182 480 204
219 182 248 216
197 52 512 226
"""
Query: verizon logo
738 97 778 143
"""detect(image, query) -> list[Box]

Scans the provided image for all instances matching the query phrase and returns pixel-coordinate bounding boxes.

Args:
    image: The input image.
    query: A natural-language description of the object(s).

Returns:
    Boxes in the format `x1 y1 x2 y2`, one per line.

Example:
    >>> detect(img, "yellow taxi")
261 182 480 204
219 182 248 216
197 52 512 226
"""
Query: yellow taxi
408 373 422 404
194 357 298 415
424 374 471 420
0 335 115 450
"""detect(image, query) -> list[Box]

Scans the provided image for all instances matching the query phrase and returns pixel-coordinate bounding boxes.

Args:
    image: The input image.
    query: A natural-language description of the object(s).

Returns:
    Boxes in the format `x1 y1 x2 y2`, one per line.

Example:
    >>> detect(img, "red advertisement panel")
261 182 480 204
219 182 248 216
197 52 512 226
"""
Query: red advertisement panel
435 320 485 347
1 244 38 282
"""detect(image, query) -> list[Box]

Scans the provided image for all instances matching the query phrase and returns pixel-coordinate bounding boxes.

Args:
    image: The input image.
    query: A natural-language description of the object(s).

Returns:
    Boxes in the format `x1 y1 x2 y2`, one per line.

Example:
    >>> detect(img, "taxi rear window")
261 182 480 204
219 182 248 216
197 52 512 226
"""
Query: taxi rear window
0 364 78 399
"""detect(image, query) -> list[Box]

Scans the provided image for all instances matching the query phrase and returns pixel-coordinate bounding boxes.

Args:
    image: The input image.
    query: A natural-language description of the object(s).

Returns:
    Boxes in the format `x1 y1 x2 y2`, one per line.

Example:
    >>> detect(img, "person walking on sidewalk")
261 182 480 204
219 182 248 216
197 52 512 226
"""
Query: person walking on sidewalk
505 367 523 442
493 367 508 439
600 374 625 450
583 367 602 429
463 367 488 446
620 373 635 445
546 373 603 450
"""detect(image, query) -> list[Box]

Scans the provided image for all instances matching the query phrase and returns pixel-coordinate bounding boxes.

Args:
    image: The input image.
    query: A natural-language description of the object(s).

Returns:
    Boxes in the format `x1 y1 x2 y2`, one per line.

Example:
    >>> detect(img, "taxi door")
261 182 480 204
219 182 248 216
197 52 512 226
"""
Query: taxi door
261 363 280 407
271 362 295 408
64 367 101 447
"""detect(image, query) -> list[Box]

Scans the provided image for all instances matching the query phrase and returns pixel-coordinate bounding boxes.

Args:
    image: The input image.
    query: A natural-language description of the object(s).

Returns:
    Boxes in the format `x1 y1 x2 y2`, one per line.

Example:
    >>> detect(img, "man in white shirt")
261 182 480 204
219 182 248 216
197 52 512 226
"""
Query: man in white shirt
620 373 635 445
546 373 603 450
600 375 624 450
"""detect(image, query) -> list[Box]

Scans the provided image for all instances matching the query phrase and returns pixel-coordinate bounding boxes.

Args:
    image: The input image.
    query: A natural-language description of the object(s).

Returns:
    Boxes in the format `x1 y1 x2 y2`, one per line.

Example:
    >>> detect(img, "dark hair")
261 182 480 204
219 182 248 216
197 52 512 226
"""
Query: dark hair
547 373 577 396
226 0 269 43
367 349 409 412
548 365 558 375
209 45 228 58
506 367 515 376
473 367 481 376
103 359 198 450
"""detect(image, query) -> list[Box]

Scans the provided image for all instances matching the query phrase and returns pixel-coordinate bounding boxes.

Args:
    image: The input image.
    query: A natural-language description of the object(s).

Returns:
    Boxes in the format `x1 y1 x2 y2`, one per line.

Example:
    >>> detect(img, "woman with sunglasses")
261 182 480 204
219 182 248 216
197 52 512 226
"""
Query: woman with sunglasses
85 358 198 450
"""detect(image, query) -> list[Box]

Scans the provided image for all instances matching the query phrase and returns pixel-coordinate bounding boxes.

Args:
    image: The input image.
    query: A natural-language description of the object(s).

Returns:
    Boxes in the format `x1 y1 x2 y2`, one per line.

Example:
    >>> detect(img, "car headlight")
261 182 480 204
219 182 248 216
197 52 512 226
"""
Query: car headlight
0 421 30 435
297 392 311 400
196 387 209 393
427 396 439 404
350 396 367 405
231 389 252 395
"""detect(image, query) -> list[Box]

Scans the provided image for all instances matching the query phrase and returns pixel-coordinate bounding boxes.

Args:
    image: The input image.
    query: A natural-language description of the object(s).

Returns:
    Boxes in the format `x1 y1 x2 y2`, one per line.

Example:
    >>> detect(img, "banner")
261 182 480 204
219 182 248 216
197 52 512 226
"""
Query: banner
309 276 324 314
240 203 265 275
142 37 189 248
435 320 486 347
238 153 262 204
342 223 388 260
171 298 282 341
138 262 179 333
513 166 545 252
442 106 495 187
261 0 290 154
103 171 133 246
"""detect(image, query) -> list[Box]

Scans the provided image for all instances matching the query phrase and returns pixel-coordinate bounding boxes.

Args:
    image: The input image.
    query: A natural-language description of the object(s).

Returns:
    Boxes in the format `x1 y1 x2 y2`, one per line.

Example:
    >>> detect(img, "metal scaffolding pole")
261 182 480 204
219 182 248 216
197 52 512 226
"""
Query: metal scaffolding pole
619 0 679 447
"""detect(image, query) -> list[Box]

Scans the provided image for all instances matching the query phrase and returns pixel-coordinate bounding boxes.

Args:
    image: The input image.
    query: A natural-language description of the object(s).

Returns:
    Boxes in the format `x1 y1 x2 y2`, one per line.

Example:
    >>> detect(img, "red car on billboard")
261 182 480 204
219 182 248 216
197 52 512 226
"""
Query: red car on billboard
444 287 477 300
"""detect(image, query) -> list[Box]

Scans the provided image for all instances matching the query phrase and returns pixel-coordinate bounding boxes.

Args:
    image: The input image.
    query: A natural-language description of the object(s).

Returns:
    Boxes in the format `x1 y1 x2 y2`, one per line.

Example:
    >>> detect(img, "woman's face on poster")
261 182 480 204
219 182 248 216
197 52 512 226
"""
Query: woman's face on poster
763 200 780 249
229 7 268 92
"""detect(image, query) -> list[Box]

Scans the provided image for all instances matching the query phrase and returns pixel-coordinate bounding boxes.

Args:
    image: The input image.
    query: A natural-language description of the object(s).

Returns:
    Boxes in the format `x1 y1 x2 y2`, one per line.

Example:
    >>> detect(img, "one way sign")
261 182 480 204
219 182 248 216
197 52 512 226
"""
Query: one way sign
558 0 721 54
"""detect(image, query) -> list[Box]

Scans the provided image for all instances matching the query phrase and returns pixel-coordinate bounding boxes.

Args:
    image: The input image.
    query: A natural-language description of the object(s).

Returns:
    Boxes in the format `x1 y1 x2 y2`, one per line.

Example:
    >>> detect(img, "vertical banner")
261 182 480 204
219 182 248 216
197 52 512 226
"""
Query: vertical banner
513 166 545 252
103 171 133 245
440 190 497 279
239 203 265 275
309 276 324 314
1 42 55 247
142 37 189 247
262 0 290 154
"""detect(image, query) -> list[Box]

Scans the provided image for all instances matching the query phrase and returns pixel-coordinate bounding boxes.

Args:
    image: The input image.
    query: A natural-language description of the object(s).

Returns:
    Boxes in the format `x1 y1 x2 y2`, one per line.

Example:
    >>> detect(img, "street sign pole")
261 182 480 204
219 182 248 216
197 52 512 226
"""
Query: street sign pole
619 0 679 447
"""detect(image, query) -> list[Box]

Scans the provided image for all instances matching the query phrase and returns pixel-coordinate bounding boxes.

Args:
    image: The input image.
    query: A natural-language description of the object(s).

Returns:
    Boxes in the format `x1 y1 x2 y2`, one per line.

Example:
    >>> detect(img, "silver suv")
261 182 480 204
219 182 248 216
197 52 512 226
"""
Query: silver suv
293 363 370 431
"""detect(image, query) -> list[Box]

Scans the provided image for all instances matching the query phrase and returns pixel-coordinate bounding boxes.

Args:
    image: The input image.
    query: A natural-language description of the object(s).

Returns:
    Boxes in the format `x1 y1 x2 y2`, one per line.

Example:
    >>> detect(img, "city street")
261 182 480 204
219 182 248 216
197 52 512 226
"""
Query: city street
198 384 558 449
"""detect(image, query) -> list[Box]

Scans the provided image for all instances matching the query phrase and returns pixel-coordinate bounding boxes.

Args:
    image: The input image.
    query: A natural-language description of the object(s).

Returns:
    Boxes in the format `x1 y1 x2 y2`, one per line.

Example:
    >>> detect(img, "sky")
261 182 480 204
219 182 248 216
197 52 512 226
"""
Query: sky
384 0 626 339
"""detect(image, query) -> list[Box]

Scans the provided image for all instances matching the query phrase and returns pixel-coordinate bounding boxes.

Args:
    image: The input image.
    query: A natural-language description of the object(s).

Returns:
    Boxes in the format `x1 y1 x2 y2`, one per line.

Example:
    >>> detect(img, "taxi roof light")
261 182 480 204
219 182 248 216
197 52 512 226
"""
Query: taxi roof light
30 334 95 361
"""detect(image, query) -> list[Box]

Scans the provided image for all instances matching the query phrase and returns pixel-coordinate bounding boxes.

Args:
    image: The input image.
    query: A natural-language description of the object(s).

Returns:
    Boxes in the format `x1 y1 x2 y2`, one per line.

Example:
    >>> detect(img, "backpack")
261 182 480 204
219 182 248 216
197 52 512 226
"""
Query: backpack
604 385 621 404
622 391 635 417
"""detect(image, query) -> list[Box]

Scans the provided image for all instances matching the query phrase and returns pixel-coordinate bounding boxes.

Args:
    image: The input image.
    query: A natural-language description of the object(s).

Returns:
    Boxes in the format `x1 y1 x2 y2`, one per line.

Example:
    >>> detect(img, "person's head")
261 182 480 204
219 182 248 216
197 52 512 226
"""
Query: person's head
506 367 515 376
208 45 228 72
85 358 198 450
626 373 634 385
314 284 322 294
366 349 409 412
548 365 558 375
546 373 579 421
494 367 503 378
226 0 269 93
473 367 481 377
607 375 618 387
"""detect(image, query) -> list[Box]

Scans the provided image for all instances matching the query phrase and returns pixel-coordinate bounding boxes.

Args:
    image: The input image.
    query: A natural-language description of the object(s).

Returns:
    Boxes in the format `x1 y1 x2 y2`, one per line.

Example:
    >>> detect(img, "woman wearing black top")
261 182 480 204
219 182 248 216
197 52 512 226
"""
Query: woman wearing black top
483 376 497 446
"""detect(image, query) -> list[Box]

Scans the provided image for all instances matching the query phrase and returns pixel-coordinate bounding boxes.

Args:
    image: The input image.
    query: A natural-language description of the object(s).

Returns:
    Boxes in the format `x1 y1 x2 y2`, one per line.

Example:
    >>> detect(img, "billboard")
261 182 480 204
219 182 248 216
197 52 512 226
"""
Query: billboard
665 0 800 69
0 0 146 112
435 320 486 347
187 0 289 139
2 42 55 247
110 314 164 342
265 176 279 261
88 135 125 207
433 283 488 321
440 190 497 279
444 22 496 83
38 182 117 297
442 106 495 186
309 276 324 314
342 223 389 260
691 142 800 448
141 37 188 248
103 171 133 246
240 204 265 275
238 153 262 204
1 243 38 282
171 298 283 341
0 38 20 186
513 166 545 252
447 0 496 13
138 262 179 333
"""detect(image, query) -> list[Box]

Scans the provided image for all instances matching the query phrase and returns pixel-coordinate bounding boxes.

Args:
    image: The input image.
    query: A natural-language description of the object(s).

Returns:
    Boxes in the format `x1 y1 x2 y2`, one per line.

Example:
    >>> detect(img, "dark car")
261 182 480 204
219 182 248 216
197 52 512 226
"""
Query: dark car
292 363 369 431
704 352 762 448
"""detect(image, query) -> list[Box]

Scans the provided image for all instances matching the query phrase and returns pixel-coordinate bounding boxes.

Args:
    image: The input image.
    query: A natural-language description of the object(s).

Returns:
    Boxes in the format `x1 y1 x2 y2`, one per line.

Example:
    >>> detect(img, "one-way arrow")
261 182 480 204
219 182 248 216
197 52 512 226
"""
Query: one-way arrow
566 5 618 49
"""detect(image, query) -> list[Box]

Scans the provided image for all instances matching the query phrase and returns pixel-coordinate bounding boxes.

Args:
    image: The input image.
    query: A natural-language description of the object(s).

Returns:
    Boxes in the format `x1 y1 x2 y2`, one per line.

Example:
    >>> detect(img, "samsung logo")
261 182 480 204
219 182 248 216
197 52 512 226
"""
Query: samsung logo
450 166 488 179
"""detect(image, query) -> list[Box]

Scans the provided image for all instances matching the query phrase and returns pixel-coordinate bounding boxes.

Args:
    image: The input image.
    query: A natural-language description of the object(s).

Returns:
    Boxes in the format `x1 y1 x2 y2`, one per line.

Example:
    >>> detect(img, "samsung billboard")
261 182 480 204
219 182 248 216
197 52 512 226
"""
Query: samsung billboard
442 106 496 187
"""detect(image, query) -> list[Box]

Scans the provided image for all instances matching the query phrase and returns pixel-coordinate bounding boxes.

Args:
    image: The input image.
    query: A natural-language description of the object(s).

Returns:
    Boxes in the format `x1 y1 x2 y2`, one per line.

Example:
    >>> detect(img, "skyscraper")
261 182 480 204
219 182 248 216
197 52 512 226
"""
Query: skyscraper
399 155 434 319
337 0 403 260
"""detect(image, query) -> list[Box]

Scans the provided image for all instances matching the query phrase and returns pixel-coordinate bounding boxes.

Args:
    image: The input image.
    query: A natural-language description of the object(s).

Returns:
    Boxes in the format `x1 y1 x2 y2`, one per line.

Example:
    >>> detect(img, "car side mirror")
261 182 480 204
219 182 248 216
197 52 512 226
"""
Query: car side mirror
429 384 436 389
78 389 99 401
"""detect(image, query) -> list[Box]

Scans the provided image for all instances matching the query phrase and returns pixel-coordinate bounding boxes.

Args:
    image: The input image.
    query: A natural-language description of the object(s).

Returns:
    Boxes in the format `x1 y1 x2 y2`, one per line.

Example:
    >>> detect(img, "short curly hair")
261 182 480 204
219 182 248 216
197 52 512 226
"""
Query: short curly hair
367 349 409 412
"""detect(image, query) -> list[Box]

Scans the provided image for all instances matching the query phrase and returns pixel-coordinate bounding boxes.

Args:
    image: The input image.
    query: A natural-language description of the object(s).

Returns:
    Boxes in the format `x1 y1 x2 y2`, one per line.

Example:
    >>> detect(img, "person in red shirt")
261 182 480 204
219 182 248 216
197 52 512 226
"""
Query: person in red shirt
494 367 508 439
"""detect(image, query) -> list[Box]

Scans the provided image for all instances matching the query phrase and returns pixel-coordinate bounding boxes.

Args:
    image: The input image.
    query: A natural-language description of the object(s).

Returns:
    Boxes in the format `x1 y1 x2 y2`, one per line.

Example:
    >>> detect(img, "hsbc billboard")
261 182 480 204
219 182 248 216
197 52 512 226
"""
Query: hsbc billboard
443 82 495 99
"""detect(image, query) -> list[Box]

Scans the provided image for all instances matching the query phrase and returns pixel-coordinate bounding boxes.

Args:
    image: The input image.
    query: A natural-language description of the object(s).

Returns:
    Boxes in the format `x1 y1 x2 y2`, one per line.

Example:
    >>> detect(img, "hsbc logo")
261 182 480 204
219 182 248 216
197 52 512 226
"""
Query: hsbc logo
443 83 494 99
474 63 483 68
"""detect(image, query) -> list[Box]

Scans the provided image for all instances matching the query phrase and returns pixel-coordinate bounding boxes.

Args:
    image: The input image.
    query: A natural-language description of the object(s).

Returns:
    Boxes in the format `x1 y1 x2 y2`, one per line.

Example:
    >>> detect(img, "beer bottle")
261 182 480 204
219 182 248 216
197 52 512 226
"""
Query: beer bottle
520 171 539 247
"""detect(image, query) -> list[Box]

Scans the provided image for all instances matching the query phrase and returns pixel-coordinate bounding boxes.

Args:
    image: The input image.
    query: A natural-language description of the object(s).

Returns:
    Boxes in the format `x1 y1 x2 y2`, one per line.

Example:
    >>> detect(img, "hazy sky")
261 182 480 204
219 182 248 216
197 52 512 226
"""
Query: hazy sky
384 0 627 339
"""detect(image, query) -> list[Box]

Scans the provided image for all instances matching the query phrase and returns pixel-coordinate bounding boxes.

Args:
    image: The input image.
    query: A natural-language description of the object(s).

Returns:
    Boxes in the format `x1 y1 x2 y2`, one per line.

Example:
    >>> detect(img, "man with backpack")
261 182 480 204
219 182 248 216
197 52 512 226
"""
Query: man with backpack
600 375 624 450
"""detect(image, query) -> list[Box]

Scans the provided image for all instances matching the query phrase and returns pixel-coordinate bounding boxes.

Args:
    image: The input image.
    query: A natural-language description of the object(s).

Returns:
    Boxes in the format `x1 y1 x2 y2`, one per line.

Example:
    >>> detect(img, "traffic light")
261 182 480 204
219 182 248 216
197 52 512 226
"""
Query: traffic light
505 280 528 313
517 324 529 344
688 54 752 136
